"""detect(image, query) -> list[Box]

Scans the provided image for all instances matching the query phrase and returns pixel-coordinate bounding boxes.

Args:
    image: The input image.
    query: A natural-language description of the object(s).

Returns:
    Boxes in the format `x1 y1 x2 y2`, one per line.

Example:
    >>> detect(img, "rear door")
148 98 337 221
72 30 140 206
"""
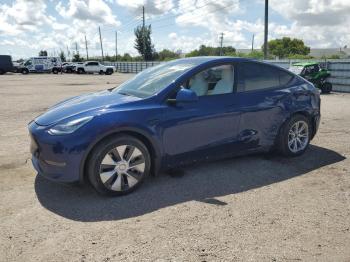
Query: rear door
235 62 295 151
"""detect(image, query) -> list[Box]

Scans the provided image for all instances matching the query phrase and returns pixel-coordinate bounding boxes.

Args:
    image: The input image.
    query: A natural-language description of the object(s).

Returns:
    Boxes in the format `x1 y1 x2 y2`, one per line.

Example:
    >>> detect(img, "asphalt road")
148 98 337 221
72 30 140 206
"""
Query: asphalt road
0 73 349 261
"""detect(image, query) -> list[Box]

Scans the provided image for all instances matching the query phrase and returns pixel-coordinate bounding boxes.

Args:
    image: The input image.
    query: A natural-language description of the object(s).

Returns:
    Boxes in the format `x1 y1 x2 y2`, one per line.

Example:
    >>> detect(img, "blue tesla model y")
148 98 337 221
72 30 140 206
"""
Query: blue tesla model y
29 57 320 196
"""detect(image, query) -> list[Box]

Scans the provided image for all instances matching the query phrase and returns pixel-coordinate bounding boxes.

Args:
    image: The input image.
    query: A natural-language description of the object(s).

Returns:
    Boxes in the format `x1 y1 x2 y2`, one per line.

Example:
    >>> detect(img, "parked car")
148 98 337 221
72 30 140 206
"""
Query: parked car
0 55 15 74
71 62 84 73
289 62 332 93
28 57 320 196
75 61 114 75
12 61 22 73
62 62 75 73
19 57 62 74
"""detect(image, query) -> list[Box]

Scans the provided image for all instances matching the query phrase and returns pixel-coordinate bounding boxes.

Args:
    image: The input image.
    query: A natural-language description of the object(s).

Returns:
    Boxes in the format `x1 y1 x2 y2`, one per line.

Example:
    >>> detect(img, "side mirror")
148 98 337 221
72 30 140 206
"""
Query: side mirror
168 88 198 105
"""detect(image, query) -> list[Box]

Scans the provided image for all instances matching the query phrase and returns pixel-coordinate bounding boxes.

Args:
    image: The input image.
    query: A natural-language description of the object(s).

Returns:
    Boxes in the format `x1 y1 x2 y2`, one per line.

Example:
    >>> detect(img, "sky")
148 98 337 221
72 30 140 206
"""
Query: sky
0 0 350 59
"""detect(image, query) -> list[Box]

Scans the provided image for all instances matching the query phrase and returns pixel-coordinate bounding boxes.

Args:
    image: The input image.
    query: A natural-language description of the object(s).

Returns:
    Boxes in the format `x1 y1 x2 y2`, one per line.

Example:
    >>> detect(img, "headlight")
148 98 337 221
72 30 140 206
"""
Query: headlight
48 116 93 135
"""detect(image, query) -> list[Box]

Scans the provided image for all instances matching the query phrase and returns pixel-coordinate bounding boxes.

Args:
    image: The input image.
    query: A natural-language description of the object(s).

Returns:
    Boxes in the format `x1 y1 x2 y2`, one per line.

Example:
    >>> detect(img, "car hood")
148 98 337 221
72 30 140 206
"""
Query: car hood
35 90 141 126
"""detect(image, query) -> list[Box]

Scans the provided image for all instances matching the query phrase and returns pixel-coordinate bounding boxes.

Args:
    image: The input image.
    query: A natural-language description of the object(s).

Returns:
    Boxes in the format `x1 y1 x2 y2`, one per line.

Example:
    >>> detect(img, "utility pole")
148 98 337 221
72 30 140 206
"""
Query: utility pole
142 6 146 61
98 26 104 61
264 0 268 59
115 31 118 61
219 33 224 56
66 45 70 61
84 35 89 60
251 34 255 52
75 42 78 54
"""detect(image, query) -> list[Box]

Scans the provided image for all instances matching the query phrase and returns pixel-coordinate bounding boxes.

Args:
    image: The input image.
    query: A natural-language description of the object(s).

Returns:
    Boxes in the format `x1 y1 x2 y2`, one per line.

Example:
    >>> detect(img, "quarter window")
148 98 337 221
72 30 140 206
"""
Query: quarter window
238 62 294 92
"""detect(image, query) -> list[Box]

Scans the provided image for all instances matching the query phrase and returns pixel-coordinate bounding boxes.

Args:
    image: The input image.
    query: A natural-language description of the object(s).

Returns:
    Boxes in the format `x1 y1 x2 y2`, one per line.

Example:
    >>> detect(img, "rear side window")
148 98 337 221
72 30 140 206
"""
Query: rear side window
237 62 294 92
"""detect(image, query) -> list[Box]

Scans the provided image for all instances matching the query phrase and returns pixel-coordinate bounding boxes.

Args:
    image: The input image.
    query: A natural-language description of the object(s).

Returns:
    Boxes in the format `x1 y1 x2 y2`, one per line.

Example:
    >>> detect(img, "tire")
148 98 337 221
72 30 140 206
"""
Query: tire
105 69 113 75
0 69 4 75
87 135 151 196
52 68 59 74
321 82 332 94
21 68 29 74
99 70 104 75
77 68 84 74
67 68 72 73
276 114 311 157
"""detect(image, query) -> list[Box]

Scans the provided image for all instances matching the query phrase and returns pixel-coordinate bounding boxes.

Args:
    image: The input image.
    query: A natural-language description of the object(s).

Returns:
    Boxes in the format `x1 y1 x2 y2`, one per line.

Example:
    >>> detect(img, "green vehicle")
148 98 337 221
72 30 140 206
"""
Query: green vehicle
289 62 332 93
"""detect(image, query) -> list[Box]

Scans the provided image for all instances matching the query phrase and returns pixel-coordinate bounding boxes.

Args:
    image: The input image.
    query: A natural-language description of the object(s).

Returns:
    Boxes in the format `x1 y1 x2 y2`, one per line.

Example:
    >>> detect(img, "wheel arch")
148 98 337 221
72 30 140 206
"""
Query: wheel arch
274 110 315 150
79 128 161 184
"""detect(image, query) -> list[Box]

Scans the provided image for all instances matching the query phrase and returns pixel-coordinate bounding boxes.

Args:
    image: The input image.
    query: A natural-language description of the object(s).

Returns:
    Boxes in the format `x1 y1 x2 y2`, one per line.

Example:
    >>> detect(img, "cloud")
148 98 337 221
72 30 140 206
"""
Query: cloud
0 0 53 35
116 0 174 16
267 0 350 47
175 0 241 28
56 0 120 26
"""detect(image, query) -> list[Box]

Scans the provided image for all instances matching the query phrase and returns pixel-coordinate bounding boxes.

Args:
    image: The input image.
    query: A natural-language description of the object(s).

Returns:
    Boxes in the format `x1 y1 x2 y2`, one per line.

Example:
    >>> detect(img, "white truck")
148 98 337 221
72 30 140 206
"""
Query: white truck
20 57 62 74
75 61 114 75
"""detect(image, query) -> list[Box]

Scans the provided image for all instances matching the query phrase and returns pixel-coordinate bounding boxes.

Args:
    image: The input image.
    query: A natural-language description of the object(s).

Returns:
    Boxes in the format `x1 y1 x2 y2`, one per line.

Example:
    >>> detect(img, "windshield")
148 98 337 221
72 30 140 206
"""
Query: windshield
113 61 196 98
289 65 304 74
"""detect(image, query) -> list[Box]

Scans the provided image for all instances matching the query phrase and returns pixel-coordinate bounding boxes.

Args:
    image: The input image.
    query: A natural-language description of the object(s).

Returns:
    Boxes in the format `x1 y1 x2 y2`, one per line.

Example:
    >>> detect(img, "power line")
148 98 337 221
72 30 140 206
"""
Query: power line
151 2 237 31
147 0 213 26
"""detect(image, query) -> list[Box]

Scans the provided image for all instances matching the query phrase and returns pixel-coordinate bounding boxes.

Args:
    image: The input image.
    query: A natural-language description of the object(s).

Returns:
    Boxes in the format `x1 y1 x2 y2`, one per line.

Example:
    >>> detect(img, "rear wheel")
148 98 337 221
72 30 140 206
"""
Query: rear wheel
52 68 59 74
77 68 84 74
321 82 332 94
87 135 151 196
277 114 311 157
21 68 29 74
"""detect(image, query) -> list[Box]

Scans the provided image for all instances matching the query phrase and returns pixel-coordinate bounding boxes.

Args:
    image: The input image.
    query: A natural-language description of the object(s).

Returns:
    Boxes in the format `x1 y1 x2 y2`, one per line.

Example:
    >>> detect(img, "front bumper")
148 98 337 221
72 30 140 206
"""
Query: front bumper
28 121 88 183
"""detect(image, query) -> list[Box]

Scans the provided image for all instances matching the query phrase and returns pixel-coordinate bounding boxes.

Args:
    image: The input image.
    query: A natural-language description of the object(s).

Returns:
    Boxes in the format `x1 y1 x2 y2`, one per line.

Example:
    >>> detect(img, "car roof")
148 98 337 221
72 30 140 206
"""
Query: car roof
292 62 319 67
174 56 253 64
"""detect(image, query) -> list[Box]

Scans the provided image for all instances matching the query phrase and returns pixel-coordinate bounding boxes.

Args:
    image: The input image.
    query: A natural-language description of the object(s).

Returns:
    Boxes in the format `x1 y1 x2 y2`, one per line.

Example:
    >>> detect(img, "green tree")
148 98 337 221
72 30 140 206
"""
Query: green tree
134 25 154 60
263 37 310 58
59 51 66 62
72 52 83 62
156 49 180 61
38 50 48 56
186 45 236 57
121 53 133 61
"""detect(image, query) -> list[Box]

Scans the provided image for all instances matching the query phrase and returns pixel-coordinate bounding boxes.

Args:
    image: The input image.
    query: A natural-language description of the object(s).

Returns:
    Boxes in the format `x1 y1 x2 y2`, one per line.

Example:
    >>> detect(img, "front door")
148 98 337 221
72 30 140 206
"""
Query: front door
160 64 242 167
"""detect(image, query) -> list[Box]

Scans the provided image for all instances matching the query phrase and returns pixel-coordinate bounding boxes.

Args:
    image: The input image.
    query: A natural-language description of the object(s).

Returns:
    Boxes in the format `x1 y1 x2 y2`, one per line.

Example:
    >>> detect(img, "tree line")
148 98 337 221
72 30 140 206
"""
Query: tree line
38 25 339 62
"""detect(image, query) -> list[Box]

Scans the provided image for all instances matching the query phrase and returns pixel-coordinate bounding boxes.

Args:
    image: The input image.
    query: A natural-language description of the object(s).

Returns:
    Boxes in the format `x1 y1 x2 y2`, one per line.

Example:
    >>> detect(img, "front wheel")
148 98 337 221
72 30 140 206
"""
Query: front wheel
21 68 29 74
52 68 59 74
276 114 311 157
87 135 151 196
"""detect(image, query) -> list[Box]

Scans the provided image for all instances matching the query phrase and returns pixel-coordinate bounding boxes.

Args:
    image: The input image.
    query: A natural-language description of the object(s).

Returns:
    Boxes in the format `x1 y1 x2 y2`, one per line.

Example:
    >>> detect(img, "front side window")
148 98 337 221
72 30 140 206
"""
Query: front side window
24 60 32 66
187 64 234 96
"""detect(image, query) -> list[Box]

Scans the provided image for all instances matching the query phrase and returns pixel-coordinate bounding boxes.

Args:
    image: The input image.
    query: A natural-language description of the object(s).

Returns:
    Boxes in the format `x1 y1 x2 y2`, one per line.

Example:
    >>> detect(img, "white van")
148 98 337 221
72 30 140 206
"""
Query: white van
20 57 62 74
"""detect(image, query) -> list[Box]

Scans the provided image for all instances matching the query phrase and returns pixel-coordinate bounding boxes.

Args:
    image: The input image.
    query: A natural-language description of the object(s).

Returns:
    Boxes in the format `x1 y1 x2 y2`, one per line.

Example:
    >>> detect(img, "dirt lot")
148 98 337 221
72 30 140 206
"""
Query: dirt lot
0 73 349 262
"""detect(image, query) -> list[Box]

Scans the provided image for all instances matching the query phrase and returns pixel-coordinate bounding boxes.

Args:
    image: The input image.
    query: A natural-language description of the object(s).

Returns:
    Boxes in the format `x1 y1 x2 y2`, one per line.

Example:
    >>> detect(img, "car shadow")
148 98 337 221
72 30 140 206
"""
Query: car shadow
35 145 345 222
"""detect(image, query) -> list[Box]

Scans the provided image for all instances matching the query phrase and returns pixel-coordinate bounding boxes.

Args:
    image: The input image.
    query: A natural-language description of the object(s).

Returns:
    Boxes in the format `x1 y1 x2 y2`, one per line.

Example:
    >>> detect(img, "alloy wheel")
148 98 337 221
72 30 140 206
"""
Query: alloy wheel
99 145 146 191
288 120 309 153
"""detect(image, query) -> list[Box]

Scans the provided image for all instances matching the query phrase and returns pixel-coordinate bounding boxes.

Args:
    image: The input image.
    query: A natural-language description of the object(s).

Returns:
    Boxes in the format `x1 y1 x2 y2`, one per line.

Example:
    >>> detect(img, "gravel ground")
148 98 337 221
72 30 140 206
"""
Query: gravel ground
0 73 349 262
